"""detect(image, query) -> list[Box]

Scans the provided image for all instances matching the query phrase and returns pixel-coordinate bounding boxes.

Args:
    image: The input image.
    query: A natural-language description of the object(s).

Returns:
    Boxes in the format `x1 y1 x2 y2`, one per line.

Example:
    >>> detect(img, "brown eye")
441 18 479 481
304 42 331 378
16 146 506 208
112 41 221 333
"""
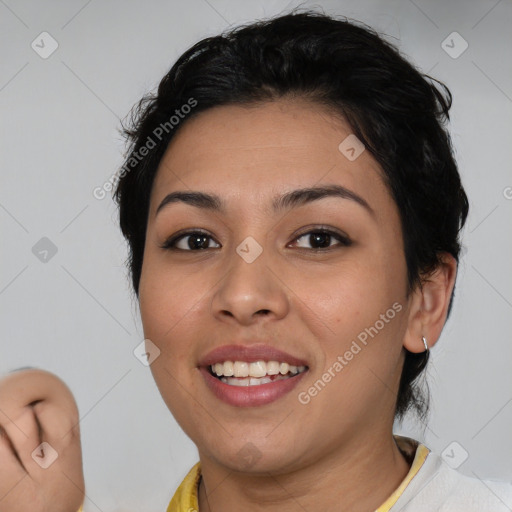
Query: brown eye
160 230 221 251
290 228 352 250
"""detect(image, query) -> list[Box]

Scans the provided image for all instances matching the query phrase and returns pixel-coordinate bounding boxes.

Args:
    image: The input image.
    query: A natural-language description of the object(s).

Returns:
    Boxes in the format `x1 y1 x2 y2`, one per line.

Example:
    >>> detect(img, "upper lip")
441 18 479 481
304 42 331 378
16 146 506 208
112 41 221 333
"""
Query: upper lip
198 344 309 367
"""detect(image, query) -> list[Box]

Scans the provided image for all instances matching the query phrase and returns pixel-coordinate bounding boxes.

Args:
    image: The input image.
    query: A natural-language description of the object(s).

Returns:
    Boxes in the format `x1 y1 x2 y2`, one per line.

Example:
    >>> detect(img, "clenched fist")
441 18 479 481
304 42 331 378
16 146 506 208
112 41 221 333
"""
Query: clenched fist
0 368 85 512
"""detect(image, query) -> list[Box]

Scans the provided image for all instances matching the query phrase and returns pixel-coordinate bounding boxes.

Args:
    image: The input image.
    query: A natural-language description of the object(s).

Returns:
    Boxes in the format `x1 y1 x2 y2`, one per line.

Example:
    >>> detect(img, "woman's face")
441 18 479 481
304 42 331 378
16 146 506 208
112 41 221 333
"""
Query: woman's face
139 99 412 473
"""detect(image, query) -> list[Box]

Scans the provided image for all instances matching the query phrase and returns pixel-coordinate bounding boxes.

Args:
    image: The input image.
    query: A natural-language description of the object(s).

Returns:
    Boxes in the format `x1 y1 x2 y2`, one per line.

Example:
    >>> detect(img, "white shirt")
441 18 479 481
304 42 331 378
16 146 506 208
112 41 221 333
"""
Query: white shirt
390 439 512 511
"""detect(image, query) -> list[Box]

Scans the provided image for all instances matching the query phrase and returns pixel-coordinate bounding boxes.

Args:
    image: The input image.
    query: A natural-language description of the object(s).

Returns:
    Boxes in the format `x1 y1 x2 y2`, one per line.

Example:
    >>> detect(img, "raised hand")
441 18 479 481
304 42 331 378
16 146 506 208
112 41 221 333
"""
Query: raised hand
0 368 85 512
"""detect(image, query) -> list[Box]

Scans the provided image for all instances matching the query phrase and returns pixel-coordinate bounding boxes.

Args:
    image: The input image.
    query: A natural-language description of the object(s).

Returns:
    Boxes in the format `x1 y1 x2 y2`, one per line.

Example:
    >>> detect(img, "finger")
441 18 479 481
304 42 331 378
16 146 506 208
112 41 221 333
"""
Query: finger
29 402 85 507
0 369 77 413
31 382 80 446
31 398 81 467
0 424 28 503
0 406 41 474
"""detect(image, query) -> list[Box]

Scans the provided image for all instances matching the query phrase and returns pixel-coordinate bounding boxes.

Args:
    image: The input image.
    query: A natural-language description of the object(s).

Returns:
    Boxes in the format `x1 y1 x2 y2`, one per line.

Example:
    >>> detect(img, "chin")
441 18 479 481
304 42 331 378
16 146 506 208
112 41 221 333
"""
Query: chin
203 437 303 475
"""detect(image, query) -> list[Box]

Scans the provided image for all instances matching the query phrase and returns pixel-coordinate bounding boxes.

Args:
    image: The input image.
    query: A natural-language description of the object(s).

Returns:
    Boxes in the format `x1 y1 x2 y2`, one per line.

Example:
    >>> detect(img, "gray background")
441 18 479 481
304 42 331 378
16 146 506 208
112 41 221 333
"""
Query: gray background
1 0 511 510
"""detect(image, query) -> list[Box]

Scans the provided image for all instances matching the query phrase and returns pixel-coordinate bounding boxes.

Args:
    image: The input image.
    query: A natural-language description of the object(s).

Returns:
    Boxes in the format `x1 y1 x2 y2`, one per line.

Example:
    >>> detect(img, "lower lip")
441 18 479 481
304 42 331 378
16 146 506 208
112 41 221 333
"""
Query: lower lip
199 367 307 407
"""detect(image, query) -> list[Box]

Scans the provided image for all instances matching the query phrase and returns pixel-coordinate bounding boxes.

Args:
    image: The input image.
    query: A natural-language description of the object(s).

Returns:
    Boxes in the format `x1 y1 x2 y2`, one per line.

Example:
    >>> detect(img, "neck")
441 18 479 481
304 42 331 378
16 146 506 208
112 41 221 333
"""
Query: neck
197 432 412 512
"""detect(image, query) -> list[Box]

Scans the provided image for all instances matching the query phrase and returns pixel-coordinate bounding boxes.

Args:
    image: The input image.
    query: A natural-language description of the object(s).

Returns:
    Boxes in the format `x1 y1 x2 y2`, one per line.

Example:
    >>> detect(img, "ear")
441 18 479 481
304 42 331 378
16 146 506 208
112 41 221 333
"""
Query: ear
403 253 458 353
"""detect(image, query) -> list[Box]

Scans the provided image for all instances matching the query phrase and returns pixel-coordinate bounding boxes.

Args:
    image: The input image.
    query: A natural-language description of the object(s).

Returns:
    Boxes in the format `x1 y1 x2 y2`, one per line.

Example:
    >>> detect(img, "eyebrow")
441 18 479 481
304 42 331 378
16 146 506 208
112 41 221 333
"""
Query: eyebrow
155 184 374 217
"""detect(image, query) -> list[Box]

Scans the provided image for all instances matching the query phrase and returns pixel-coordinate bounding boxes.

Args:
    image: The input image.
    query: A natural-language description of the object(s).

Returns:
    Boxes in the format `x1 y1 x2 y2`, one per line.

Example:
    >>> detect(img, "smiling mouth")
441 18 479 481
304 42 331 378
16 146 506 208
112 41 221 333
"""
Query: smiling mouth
208 360 308 387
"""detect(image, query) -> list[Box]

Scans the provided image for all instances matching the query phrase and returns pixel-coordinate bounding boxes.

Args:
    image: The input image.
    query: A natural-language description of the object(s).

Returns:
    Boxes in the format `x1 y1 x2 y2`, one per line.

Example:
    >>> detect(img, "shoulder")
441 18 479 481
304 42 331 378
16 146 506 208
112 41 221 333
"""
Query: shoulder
392 442 512 512
434 462 512 512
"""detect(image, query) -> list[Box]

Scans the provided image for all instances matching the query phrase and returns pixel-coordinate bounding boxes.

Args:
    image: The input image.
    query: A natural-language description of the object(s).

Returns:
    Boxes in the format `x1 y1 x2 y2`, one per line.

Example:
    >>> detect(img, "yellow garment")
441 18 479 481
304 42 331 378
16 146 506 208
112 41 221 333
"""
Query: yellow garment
376 436 430 511
166 461 202 512
166 435 429 512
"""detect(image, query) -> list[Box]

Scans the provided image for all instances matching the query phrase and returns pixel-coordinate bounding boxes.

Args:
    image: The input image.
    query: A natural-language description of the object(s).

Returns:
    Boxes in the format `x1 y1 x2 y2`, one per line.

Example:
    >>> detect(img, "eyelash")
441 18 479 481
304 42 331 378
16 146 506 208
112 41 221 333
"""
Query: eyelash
159 226 352 252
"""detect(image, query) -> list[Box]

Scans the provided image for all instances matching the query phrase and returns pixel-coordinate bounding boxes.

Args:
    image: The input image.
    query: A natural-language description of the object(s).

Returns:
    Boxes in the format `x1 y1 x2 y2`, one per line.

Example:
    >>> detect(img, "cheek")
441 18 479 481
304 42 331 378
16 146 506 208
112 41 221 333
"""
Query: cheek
139 258 197 342
138 255 222 366
294 255 406 376
298 257 394 326
297 266 406 405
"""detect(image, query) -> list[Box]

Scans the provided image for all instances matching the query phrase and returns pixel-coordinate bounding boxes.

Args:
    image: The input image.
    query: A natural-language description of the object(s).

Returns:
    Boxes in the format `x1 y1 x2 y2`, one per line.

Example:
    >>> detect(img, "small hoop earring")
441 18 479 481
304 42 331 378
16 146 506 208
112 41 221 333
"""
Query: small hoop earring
422 336 429 352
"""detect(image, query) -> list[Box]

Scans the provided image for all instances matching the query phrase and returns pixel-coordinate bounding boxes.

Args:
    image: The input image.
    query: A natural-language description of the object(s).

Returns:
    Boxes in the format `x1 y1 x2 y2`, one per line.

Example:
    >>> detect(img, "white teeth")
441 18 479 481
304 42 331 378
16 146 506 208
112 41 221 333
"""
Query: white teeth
220 375 288 386
249 361 267 378
210 360 308 381
229 377 250 387
250 376 272 385
266 361 280 375
233 361 249 377
223 360 234 376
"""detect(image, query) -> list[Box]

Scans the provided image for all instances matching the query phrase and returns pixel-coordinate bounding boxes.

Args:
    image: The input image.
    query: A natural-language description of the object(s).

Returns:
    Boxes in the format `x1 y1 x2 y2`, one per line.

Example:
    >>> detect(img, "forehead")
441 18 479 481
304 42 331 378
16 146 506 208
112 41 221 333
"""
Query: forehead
149 99 391 218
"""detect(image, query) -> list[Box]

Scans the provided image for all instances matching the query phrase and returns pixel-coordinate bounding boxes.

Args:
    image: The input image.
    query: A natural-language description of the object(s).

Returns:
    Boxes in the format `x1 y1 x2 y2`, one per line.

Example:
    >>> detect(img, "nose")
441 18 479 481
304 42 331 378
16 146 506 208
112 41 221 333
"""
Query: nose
210 241 290 326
